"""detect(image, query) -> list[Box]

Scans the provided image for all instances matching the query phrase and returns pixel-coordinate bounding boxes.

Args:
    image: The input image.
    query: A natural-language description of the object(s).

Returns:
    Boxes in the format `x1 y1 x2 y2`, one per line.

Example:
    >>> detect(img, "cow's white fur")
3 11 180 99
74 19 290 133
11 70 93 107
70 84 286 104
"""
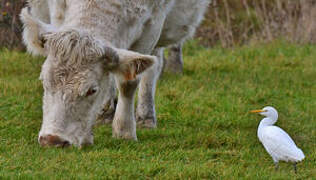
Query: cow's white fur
136 0 210 127
21 0 210 147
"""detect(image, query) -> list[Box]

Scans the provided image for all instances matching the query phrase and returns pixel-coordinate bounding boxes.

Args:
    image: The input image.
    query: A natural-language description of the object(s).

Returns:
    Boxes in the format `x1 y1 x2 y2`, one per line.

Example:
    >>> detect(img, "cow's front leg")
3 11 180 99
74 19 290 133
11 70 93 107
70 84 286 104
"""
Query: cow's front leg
136 48 164 128
96 97 117 125
96 76 117 125
110 48 157 140
112 78 139 140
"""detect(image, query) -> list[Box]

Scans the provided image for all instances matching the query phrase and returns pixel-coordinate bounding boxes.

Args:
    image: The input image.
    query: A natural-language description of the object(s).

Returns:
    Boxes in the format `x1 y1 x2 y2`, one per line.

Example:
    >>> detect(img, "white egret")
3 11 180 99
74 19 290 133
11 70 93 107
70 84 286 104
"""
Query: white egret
251 106 305 173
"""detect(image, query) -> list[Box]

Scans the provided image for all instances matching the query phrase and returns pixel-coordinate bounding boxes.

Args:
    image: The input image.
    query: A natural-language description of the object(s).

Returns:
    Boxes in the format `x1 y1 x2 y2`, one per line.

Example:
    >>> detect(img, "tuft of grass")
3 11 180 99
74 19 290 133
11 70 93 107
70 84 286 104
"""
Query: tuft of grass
0 41 315 179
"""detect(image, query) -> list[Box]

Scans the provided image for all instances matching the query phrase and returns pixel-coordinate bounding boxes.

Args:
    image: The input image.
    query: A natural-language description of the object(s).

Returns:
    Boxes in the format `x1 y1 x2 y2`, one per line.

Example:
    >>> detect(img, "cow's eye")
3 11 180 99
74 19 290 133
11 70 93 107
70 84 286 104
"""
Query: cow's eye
85 87 98 97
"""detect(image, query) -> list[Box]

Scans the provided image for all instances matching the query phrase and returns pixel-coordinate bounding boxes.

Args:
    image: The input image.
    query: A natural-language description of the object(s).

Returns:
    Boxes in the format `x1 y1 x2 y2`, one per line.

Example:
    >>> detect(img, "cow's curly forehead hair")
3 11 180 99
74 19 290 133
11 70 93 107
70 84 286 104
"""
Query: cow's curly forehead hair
45 29 104 65
42 29 107 94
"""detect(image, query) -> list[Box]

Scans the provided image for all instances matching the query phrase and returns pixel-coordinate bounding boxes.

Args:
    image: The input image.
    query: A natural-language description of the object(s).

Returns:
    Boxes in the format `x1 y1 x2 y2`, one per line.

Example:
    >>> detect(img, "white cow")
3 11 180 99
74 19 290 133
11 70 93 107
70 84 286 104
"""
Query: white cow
21 0 210 147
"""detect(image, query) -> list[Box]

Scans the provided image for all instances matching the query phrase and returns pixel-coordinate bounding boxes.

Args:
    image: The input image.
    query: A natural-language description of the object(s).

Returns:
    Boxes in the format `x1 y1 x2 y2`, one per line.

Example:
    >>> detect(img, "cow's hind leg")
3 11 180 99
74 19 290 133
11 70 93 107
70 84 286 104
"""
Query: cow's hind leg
159 0 210 75
164 43 183 74
131 2 174 128
136 48 164 128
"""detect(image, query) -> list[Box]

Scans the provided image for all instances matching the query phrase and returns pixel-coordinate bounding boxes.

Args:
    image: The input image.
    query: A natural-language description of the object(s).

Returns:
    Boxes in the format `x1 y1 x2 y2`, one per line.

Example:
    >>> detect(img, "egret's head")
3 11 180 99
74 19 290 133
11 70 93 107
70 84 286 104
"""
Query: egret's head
251 106 278 123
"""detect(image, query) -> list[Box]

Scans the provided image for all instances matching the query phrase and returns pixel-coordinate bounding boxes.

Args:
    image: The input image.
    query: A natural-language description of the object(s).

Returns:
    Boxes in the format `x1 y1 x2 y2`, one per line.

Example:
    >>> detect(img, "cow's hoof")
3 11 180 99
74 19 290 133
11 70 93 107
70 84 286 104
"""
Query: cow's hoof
136 117 157 129
164 61 183 74
112 132 137 141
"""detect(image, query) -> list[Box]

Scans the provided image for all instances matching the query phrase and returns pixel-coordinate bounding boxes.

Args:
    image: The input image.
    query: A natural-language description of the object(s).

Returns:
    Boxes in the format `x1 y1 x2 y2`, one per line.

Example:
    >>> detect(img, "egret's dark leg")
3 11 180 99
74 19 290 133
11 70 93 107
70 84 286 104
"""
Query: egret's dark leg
293 163 297 174
274 162 279 171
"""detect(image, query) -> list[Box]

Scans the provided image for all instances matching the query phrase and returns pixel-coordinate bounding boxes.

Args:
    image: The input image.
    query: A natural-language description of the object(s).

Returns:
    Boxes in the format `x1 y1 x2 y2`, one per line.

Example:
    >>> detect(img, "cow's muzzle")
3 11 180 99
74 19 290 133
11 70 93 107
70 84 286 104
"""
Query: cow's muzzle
39 135 70 148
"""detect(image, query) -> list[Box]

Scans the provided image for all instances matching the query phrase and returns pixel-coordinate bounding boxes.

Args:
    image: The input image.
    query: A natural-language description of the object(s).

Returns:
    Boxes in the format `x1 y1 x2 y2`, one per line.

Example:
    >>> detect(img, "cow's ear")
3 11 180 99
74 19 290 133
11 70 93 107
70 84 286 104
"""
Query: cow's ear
20 7 56 56
101 48 156 81
99 46 120 70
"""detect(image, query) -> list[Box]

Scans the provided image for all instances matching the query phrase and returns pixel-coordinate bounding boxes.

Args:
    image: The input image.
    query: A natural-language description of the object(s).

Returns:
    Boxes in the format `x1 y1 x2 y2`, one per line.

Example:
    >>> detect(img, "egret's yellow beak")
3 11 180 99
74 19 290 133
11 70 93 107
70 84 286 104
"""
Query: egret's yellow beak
250 109 267 113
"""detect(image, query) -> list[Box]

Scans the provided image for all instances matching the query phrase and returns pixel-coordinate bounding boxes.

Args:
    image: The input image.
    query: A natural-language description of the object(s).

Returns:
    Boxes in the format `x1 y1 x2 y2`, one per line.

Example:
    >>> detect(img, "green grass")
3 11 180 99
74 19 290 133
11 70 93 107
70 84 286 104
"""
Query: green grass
0 41 315 179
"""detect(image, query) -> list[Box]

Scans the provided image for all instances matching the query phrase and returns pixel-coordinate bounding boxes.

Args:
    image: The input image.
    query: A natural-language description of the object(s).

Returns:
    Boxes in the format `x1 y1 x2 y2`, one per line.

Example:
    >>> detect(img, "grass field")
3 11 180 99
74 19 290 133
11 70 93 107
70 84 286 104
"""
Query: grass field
0 41 315 179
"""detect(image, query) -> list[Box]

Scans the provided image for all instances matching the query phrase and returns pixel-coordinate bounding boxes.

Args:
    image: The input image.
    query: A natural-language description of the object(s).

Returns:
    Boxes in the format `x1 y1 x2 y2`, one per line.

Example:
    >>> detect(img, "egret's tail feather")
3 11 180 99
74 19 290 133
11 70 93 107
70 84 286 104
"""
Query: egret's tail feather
296 148 305 161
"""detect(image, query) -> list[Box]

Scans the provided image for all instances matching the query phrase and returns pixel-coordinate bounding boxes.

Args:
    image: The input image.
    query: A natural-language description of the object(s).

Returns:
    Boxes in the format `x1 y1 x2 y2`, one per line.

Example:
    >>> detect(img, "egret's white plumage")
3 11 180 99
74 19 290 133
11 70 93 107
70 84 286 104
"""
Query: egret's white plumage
251 106 305 172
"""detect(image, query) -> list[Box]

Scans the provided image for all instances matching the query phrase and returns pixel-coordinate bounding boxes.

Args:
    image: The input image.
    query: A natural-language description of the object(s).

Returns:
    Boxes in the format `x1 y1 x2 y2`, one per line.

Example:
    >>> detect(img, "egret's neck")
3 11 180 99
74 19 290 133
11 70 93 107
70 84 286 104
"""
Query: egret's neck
258 116 277 128
257 109 278 139
258 117 277 138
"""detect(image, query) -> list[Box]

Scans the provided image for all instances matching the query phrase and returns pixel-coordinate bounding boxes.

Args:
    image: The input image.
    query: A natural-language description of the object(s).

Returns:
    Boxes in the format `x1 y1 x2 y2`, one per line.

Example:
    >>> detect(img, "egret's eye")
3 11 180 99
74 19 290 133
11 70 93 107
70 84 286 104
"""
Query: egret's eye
85 87 98 97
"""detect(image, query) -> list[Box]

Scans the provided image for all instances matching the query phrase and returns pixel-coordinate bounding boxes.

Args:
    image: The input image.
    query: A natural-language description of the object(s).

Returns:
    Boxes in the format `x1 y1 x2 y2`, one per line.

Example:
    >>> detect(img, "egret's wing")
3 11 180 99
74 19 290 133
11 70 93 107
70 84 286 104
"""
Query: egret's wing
260 126 303 162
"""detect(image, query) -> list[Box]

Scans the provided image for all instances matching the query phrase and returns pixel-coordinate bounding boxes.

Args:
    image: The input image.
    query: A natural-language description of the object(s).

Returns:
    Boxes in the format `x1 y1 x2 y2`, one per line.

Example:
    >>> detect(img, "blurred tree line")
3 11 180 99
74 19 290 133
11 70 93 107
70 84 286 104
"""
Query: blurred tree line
0 0 315 50
0 0 26 50
197 0 316 47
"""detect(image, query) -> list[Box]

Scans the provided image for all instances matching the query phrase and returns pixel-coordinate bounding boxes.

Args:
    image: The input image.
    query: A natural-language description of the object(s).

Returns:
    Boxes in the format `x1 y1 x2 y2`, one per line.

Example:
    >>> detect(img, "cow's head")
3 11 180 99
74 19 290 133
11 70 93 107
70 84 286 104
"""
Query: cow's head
20 8 156 147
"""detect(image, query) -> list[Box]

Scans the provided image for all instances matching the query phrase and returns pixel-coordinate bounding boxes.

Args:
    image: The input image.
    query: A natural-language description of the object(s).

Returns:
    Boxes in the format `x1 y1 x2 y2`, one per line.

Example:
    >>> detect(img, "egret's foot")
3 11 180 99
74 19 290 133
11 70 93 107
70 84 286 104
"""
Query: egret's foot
136 116 157 129
293 163 297 174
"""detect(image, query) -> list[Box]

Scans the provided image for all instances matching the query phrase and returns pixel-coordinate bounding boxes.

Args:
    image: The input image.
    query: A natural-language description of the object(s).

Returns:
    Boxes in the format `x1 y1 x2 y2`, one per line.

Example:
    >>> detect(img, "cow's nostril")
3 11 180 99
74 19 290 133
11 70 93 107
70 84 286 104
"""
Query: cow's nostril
39 135 70 148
